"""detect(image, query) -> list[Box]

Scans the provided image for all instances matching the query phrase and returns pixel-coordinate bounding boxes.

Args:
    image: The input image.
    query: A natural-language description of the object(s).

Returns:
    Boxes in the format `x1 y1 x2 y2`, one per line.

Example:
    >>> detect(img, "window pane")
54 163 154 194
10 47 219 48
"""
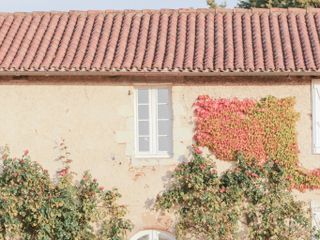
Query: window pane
158 136 170 152
138 89 149 104
138 121 149 135
138 105 149 120
137 235 150 240
159 233 172 240
158 104 170 119
158 120 170 135
138 236 149 240
158 88 169 104
139 137 150 152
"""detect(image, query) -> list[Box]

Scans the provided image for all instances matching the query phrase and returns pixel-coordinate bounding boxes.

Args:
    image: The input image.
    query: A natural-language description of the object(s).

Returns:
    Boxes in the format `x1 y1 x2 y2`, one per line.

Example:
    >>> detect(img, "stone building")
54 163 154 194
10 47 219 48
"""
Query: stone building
0 8 320 239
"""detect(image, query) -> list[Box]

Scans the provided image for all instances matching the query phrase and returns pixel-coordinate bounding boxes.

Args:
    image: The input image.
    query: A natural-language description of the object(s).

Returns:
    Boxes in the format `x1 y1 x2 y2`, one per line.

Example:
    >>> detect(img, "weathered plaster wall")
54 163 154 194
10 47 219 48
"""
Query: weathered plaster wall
0 76 318 237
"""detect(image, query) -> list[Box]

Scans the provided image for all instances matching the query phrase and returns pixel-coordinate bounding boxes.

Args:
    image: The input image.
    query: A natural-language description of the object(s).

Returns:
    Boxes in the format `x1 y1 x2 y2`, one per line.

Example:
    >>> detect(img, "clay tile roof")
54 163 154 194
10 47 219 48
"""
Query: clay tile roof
0 8 320 74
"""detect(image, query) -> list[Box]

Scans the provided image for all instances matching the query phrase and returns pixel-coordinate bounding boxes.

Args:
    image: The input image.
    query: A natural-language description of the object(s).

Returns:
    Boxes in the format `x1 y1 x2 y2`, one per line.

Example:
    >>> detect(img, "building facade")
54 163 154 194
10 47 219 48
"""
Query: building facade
0 8 320 239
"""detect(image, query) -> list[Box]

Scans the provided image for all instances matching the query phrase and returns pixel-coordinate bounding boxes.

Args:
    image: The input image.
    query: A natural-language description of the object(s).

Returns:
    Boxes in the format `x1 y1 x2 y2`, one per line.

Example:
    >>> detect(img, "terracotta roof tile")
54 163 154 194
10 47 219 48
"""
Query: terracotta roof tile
0 8 320 73
270 13 284 70
173 12 186 70
233 12 244 70
243 12 254 70
214 12 224 70
204 12 214 70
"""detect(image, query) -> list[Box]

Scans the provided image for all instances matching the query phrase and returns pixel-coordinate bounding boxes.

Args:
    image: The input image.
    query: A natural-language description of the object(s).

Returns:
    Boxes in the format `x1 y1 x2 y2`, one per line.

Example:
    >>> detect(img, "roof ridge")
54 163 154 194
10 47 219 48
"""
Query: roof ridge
0 8 319 15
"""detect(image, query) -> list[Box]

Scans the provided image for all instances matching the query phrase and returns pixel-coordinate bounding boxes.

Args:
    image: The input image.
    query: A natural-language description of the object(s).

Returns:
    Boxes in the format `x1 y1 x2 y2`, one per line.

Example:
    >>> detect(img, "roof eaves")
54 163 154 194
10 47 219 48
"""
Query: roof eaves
0 71 320 77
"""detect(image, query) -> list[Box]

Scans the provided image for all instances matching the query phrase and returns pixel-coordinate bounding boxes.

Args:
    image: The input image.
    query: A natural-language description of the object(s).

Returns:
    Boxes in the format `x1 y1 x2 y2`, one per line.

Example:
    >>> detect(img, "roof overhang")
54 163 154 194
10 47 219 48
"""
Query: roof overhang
0 71 320 77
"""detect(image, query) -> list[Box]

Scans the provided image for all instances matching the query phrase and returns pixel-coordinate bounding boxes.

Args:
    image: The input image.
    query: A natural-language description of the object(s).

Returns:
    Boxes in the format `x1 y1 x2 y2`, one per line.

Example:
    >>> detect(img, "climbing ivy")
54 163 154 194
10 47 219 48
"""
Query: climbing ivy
156 95 318 239
194 95 320 190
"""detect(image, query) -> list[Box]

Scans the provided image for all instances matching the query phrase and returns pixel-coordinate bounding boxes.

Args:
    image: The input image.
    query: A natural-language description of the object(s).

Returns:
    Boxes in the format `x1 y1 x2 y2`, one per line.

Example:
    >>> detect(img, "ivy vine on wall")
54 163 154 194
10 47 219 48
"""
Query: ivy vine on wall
156 95 319 239
194 95 320 190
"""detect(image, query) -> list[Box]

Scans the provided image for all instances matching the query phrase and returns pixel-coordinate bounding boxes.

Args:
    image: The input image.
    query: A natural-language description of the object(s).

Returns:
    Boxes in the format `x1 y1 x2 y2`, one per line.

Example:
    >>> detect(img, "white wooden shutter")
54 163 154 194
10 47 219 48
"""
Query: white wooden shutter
311 201 320 239
313 80 320 154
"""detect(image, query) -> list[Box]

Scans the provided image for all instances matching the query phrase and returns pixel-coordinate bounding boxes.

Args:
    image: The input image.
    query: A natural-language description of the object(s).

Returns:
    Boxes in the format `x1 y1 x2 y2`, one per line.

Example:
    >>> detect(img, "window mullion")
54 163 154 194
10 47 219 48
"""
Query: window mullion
152 231 160 240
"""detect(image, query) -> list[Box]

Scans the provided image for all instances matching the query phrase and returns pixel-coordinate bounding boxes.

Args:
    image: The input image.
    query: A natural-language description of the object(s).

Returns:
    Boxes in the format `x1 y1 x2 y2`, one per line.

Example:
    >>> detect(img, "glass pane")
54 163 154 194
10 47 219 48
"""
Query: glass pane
138 121 149 135
138 89 149 104
158 104 170 119
158 120 170 135
158 136 171 152
159 233 171 240
138 236 149 240
138 105 149 120
139 137 150 152
158 88 169 104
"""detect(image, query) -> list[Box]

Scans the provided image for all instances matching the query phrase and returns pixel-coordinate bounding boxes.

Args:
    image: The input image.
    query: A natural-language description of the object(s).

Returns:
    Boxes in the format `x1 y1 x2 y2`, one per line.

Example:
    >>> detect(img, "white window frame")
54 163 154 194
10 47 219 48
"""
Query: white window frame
313 80 320 154
130 230 175 240
134 87 173 158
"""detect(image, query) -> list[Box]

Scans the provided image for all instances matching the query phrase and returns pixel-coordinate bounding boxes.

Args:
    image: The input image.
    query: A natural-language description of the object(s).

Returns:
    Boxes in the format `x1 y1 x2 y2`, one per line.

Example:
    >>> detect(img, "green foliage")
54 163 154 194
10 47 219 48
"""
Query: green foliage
0 144 132 240
156 153 240 239
162 94 317 238
194 95 320 190
207 0 227 8
156 153 311 240
207 0 218 8
206 0 320 8
237 0 320 8
222 155 311 239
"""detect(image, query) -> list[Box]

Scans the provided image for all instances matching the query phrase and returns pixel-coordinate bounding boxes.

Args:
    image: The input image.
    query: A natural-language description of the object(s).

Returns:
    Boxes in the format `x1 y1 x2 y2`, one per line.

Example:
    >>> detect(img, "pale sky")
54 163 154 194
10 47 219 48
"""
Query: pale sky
0 0 238 12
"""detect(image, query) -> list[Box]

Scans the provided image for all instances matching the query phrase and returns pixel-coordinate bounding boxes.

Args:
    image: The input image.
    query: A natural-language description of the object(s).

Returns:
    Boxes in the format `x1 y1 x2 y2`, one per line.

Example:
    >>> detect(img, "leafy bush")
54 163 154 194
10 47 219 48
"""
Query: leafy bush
156 153 311 240
156 153 239 239
0 143 132 240
221 155 310 239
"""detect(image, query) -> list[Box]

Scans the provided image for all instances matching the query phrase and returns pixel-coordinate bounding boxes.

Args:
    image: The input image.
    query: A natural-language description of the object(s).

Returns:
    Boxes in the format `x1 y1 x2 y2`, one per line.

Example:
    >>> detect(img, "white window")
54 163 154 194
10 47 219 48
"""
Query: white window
130 230 175 240
313 80 320 154
135 88 172 157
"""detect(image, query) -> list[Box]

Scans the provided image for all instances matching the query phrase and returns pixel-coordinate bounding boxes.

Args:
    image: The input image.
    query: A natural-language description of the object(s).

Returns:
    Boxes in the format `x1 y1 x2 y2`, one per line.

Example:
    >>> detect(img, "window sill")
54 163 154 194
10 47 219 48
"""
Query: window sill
313 146 320 155
131 155 176 167
134 154 172 159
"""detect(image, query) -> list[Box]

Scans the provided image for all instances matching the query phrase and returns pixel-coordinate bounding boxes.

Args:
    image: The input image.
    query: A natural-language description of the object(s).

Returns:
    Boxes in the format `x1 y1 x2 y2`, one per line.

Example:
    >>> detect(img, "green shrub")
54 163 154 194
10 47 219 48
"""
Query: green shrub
0 143 132 240
155 153 240 240
156 153 311 240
